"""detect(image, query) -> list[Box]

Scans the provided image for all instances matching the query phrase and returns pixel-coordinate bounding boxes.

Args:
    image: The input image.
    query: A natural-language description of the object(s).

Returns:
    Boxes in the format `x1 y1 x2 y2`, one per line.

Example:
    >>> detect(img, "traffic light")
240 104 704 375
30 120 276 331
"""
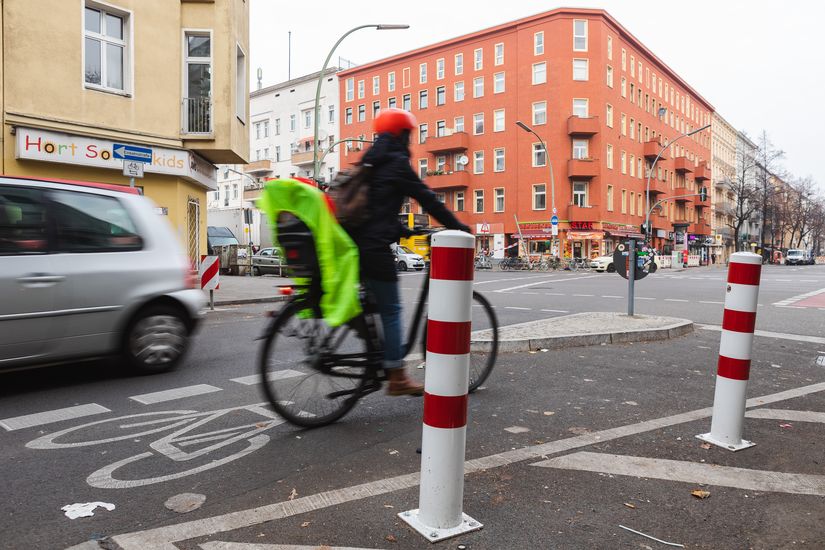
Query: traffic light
640 223 648 234
699 187 707 201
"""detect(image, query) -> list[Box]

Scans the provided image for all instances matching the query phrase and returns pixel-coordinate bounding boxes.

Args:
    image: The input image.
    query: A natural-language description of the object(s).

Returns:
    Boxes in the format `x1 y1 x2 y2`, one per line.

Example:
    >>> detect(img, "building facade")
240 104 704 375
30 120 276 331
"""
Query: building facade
1 0 249 264
338 8 714 259
711 112 737 262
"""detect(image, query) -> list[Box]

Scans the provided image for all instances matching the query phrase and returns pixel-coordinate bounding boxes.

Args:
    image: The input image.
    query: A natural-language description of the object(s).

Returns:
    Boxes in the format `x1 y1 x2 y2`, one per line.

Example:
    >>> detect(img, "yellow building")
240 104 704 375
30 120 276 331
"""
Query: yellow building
0 0 249 263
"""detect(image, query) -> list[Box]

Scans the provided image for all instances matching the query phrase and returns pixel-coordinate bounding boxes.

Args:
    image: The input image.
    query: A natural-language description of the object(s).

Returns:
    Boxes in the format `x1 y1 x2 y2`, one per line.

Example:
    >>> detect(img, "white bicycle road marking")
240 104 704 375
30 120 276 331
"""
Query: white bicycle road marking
130 384 222 405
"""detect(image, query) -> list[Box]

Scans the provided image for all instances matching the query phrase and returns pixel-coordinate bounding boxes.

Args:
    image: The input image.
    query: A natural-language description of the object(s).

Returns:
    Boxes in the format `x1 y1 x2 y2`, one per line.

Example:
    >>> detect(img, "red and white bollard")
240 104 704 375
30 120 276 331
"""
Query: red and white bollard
399 230 482 542
697 252 762 451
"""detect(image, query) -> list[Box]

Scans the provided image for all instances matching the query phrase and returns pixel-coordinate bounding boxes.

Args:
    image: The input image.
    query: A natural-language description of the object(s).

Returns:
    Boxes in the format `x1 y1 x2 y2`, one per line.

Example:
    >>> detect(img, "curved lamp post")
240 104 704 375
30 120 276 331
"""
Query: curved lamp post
516 121 557 255
312 24 409 183
644 120 711 243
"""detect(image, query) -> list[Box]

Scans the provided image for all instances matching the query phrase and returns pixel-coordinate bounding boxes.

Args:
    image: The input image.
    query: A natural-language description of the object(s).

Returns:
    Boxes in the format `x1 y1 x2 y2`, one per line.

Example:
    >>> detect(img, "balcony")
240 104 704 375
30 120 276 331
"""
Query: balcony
695 194 711 209
691 221 712 235
426 170 470 190
425 131 469 154
647 177 668 195
674 187 694 203
568 204 600 223
653 212 671 230
182 97 212 135
673 216 690 226
291 150 315 166
674 156 693 173
694 163 711 181
643 140 668 161
567 116 600 136
244 159 274 176
567 158 600 179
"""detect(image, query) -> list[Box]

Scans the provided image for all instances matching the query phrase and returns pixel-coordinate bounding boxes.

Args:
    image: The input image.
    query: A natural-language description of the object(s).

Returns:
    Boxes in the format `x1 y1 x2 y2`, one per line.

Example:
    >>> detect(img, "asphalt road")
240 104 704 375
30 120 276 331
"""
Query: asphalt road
0 264 823 549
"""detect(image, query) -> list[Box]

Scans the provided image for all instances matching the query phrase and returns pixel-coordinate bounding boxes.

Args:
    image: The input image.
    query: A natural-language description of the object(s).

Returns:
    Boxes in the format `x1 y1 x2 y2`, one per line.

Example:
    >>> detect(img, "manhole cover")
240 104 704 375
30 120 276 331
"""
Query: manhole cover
817 356 825 367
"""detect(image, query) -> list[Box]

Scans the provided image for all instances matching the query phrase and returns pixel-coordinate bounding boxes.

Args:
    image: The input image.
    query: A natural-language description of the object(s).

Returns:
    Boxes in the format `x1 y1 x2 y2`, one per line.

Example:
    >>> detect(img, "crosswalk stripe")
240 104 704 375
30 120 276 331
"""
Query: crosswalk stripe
130 384 222 405
0 403 110 431
230 370 305 386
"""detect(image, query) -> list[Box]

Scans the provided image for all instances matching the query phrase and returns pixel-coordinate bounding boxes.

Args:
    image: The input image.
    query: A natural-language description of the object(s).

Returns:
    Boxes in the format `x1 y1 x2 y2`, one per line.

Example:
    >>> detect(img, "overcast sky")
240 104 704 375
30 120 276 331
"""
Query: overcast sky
250 0 824 190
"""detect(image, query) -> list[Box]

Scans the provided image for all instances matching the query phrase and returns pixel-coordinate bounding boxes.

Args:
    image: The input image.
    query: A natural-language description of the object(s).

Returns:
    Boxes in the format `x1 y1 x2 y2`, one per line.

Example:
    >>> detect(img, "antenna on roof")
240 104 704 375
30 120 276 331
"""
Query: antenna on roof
257 67 262 90
288 31 292 80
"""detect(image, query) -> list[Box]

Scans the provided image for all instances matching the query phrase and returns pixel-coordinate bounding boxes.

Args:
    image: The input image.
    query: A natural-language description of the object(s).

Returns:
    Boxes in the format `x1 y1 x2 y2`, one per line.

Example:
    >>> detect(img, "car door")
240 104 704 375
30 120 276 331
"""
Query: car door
0 185 59 367
258 248 273 273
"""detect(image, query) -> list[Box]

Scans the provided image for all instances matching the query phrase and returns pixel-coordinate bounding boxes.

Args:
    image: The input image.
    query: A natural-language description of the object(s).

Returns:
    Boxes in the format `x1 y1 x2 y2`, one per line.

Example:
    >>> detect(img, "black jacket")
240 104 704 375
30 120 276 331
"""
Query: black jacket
349 132 469 281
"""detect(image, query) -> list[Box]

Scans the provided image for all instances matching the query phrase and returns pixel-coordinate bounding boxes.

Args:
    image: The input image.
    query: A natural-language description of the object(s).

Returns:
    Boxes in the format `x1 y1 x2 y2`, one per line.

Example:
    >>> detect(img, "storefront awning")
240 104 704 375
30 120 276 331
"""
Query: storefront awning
518 231 555 239
607 230 645 239
567 231 603 240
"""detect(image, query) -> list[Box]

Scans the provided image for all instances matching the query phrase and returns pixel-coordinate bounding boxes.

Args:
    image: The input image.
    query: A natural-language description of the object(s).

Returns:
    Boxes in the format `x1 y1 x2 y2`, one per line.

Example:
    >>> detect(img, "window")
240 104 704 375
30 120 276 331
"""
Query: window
419 63 427 83
621 77 627 98
621 151 626 174
493 72 505 93
573 59 588 81
275 118 281 134
474 48 483 70
621 189 627 213
263 120 270 137
357 80 364 99
85 4 129 92
606 144 613 169
436 120 447 137
494 188 505 211
621 49 627 70
0 187 48 255
373 75 380 95
455 191 465 211
436 156 447 173
418 159 428 179
388 97 396 108
629 118 635 139
436 58 445 79
373 100 380 117
494 148 505 172
494 43 504 65
533 101 547 125
435 192 446 203
303 109 312 128
630 56 635 77
402 94 411 111
436 86 446 106
474 189 484 212
606 104 613 127
573 19 588 51
629 154 635 177
455 53 463 75
534 31 544 55
388 71 396 91
493 109 505 132
572 182 587 207
532 62 546 85
533 184 546 210
606 66 613 88
473 76 484 98
573 99 588 117
290 114 296 131
357 104 365 122
419 90 428 109
473 151 484 174
418 123 428 144
52 190 141 252
454 81 465 102
454 152 466 171
403 67 410 88
638 194 643 216
454 116 464 133
233 183 239 199
630 192 635 215
275 145 281 162
344 108 352 125
621 113 626 135
473 113 484 134
532 143 546 166
607 185 614 211
254 122 261 140
345 78 354 101
572 139 588 159
607 36 613 60
263 147 269 159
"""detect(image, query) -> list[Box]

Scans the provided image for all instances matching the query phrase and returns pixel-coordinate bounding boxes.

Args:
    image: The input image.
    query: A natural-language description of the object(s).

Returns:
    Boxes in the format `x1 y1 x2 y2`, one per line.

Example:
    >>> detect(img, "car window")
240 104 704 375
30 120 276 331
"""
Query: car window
399 246 414 254
0 186 49 255
260 249 271 256
50 190 142 253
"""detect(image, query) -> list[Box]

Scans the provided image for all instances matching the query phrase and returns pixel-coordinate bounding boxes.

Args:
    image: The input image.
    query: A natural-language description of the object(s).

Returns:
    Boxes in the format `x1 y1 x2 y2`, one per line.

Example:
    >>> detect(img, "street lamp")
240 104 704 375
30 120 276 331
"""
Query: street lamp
317 137 374 181
516 120 557 256
312 24 409 184
644 121 711 243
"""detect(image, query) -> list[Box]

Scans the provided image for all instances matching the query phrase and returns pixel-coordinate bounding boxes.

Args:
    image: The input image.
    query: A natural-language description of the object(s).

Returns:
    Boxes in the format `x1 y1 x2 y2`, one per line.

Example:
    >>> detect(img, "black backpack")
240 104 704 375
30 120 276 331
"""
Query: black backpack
327 163 373 229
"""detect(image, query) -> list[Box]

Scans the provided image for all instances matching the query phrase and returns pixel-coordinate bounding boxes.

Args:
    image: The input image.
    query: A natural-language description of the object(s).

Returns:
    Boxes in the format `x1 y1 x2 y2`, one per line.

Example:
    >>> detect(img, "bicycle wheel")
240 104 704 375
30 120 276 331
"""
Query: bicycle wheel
420 291 499 393
259 301 371 428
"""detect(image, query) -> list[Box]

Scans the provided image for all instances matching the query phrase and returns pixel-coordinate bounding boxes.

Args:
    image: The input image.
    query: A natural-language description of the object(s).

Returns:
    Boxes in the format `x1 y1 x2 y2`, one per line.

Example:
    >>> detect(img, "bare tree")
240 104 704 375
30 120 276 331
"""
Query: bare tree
755 131 785 256
726 136 762 250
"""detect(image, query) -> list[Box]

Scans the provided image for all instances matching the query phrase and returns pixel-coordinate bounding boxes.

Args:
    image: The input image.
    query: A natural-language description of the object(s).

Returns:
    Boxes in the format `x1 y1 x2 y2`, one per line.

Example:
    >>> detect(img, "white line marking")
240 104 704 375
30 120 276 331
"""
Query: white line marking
0 403 110 432
494 275 599 293
773 286 825 307
699 324 825 344
108 381 825 549
636 297 656 301
130 385 222 405
200 543 379 550
540 309 570 313
745 409 825 424
572 294 594 297
544 292 564 296
664 299 689 302
230 370 305 386
699 301 724 305
601 295 622 299
533 451 825 496
504 306 531 311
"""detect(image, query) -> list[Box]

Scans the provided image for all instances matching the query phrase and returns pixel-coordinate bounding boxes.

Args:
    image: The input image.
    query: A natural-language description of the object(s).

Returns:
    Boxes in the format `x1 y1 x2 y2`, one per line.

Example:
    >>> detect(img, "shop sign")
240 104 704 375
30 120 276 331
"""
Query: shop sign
570 221 594 230
475 222 504 234
655 229 667 238
15 127 216 189
675 232 685 244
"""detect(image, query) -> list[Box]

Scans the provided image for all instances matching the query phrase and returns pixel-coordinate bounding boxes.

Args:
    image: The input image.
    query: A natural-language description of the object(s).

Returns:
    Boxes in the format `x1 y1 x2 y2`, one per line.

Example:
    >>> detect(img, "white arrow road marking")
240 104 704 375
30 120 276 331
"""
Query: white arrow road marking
0 403 110 431
532 451 825 496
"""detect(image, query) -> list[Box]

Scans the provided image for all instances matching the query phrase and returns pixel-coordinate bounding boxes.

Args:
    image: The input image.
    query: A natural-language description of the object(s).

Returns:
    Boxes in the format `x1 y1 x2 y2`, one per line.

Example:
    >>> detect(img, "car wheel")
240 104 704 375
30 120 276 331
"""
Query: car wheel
649 263 658 273
252 266 261 276
398 261 408 272
123 305 190 374
606 264 616 273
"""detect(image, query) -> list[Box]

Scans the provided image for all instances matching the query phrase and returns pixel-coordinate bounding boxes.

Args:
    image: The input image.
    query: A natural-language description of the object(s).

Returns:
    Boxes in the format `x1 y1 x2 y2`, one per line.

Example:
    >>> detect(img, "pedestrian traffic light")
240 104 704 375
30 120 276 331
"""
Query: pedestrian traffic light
640 223 648 234
699 187 707 201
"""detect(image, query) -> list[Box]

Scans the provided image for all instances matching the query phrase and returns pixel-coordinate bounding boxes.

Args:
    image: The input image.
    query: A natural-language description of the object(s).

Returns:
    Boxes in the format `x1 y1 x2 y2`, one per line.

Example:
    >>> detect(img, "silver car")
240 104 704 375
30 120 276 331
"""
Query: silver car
252 247 284 276
0 176 206 374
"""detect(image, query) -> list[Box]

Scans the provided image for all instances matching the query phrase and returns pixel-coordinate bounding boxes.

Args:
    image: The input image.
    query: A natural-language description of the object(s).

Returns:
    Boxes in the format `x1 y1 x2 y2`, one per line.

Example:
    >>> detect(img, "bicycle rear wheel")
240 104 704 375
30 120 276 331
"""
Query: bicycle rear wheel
259 301 371 428
420 291 499 393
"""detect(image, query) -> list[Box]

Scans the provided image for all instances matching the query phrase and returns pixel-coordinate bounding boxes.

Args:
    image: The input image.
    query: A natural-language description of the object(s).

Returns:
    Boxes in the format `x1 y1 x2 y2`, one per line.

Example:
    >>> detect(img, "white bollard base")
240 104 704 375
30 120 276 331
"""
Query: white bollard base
398 509 482 542
695 432 755 452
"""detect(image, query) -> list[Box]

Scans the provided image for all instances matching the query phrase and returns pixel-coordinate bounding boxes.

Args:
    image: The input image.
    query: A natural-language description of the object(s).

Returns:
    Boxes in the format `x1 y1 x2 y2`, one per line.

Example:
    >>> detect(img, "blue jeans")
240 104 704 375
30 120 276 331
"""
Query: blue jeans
363 278 403 369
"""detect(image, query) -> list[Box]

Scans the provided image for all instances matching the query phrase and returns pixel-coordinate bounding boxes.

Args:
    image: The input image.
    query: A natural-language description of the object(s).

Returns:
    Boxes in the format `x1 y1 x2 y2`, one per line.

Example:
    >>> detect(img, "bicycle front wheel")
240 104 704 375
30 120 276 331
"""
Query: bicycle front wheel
259 301 371 428
420 291 499 393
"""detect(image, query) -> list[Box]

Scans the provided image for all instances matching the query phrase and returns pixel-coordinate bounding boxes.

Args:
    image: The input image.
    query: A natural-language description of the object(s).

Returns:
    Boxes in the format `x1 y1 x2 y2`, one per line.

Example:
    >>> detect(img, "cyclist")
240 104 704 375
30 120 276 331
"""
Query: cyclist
348 108 470 396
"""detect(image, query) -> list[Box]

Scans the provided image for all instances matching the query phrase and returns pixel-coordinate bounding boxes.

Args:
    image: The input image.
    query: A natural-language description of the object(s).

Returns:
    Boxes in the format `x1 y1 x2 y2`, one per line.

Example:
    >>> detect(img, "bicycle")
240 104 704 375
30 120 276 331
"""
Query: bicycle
474 254 492 270
258 216 499 428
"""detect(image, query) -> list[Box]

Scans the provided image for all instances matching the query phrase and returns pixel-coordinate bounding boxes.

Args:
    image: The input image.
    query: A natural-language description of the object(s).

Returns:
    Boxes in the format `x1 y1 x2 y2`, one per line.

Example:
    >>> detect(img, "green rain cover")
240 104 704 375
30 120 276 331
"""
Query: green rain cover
258 178 362 326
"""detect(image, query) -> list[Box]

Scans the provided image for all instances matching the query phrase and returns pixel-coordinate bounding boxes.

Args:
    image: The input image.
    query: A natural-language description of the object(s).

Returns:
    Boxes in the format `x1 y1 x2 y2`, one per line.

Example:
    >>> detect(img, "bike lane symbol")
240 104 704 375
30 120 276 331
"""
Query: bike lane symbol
26 403 286 489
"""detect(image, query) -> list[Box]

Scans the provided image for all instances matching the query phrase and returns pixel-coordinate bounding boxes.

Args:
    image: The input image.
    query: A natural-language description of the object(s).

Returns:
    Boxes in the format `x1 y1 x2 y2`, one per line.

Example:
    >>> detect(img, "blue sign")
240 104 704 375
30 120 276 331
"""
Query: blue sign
113 143 153 163
550 215 559 226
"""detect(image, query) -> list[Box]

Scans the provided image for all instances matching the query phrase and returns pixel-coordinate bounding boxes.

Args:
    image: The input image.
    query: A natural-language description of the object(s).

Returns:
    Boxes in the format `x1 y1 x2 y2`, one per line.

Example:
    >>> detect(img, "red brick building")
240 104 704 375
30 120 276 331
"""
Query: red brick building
338 8 714 259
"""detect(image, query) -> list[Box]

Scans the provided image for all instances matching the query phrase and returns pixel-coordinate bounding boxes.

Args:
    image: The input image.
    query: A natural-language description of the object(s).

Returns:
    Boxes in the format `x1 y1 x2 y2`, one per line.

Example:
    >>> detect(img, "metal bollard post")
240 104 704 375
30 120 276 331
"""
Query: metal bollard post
399 230 482 542
697 252 762 451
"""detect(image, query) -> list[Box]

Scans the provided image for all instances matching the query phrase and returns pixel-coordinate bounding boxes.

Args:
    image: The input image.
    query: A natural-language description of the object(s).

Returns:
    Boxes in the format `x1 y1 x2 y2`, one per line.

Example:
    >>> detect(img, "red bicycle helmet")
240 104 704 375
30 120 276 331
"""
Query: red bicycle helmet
373 108 417 136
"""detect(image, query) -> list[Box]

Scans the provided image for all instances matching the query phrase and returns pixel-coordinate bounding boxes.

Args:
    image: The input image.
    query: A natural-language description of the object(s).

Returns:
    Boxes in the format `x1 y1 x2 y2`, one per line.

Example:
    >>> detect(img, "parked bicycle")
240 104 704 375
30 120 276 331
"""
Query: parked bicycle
257 216 499 428
474 254 493 270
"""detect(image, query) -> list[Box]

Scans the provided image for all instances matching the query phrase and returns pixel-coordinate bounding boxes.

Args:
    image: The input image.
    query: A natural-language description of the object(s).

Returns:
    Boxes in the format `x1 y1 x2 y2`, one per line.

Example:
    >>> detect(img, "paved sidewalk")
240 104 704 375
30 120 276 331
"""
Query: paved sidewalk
205 275 292 306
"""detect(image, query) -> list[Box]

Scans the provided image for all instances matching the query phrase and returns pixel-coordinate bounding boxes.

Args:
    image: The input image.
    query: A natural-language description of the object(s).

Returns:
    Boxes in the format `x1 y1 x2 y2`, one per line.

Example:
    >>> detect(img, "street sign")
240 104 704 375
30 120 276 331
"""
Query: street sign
551 225 559 236
113 143 153 163
552 207 557 214
613 241 651 281
122 160 144 178
550 215 559 226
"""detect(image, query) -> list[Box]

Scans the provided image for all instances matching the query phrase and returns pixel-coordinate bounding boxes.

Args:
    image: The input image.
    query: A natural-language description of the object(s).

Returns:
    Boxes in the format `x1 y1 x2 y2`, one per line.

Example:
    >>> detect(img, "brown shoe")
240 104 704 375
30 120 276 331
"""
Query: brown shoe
386 368 424 396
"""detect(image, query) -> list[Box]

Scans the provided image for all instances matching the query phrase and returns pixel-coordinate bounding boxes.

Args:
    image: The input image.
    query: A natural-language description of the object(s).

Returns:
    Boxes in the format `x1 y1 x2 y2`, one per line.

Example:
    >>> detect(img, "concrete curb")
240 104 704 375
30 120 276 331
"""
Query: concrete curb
213 295 289 307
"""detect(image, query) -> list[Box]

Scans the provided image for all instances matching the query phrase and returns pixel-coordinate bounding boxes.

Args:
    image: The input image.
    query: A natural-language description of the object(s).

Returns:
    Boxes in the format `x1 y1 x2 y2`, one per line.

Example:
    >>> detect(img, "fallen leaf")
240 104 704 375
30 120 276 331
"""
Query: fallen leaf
543 411 555 416
691 489 711 499
568 426 591 435
385 534 398 543
388 449 399 455
623 502 636 509
255 422 269 429
301 521 311 528
288 488 298 500
779 423 793 429
700 443 712 450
